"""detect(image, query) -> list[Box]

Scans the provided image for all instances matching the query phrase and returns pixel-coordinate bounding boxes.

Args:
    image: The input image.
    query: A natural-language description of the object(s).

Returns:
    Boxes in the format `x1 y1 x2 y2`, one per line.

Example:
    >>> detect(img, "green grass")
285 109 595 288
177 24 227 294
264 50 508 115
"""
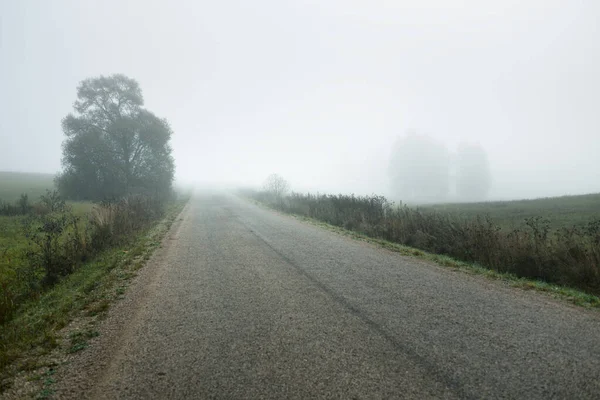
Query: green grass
0 199 187 392
0 171 93 321
67 329 99 354
425 193 600 230
69 201 95 215
0 171 55 202
0 215 28 254
0 214 36 324
0 201 95 325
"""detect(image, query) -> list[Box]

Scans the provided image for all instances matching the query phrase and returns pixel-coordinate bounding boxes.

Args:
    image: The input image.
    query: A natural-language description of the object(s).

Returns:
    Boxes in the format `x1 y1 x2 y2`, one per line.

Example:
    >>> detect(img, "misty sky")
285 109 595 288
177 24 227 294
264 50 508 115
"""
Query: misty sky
1 0 599 199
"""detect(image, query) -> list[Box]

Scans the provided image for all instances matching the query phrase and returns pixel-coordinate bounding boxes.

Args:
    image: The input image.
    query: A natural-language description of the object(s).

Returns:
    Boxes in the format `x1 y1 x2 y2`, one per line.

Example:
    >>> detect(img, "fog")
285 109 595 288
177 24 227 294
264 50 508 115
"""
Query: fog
1 0 599 201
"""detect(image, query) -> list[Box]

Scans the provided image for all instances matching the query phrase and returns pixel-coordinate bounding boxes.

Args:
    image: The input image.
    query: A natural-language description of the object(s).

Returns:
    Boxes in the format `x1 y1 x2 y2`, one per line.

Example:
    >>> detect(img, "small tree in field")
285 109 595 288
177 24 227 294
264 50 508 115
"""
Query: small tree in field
263 174 289 199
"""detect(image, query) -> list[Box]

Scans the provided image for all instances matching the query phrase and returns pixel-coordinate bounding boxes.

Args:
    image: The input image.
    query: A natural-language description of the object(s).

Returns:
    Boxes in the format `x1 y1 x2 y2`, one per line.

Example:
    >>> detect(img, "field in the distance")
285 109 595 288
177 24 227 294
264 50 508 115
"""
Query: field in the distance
0 171 56 202
425 193 600 230
2 170 598 232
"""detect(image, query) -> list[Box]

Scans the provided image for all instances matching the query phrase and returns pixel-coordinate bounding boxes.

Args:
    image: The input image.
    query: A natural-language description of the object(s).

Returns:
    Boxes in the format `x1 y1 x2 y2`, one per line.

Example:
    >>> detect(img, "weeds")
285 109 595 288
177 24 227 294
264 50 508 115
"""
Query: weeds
250 191 600 295
0 198 186 390
36 368 56 399
67 329 99 353
0 191 167 328
0 193 32 216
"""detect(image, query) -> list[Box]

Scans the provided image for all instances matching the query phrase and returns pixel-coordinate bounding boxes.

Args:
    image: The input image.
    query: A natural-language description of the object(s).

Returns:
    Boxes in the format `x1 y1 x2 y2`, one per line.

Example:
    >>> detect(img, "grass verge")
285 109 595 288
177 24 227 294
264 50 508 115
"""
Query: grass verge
251 199 600 310
0 199 187 394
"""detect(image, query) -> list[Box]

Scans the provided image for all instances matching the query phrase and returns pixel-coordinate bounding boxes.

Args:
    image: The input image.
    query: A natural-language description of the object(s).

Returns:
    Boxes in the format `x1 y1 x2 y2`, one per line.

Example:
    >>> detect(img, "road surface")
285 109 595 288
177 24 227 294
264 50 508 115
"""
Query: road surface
57 194 600 399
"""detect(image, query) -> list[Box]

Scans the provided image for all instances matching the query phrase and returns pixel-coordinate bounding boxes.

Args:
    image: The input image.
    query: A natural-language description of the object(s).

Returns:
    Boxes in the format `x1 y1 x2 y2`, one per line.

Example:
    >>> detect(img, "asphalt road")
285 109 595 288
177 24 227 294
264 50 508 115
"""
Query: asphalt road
57 194 600 399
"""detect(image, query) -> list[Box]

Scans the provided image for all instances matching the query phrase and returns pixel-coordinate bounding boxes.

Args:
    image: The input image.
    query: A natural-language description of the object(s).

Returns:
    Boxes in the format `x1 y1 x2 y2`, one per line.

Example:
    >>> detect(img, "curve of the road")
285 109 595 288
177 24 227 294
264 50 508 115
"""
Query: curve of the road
56 194 600 399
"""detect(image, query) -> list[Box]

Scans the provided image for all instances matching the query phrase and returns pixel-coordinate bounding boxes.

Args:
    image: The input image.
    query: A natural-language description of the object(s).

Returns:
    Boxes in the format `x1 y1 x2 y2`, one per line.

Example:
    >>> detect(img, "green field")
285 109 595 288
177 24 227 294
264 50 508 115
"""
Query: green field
0 171 56 202
425 193 600 230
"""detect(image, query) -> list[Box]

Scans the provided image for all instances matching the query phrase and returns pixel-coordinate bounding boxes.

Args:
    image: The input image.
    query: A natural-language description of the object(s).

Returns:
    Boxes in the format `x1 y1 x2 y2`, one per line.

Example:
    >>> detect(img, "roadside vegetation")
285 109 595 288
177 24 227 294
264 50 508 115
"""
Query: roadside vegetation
0 74 183 394
249 181 600 298
0 189 169 325
0 193 186 392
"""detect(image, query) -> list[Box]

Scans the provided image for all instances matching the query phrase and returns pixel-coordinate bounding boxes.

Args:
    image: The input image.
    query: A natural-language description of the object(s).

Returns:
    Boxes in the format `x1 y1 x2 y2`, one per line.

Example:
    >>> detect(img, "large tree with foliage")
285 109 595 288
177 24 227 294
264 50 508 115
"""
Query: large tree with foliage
56 74 174 200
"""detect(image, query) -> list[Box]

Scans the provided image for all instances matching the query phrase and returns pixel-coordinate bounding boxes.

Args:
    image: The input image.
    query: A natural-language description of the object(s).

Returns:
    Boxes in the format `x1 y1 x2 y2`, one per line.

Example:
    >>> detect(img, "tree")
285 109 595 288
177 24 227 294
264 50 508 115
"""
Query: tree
263 174 289 198
455 143 492 201
388 133 450 203
56 74 174 201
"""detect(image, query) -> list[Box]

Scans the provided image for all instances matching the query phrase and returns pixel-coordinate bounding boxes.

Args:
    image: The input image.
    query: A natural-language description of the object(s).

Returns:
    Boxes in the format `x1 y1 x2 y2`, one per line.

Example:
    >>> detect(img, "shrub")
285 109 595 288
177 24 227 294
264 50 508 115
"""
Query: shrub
39 189 67 213
89 194 164 250
23 203 82 286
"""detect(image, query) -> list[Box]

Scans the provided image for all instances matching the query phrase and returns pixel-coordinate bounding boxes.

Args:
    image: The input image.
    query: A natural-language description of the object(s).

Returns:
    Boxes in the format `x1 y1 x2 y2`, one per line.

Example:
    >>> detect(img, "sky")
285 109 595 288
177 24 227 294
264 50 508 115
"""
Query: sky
1 0 599 200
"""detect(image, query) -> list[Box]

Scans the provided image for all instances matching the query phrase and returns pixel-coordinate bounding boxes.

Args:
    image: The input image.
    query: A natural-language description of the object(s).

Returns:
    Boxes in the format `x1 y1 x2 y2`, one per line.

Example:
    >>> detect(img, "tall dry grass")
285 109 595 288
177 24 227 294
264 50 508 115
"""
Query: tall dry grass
251 191 600 295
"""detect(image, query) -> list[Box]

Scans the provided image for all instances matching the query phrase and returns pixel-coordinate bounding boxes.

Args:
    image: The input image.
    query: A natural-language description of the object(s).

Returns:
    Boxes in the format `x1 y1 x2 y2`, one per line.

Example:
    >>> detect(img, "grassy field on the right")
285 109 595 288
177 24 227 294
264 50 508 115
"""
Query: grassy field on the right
424 193 600 230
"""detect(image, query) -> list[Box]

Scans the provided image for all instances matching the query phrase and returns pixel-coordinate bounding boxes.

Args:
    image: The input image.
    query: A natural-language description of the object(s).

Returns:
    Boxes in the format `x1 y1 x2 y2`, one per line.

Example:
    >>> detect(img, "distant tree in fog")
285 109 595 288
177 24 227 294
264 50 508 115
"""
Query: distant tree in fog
388 133 450 203
263 174 289 198
56 74 174 200
455 143 492 201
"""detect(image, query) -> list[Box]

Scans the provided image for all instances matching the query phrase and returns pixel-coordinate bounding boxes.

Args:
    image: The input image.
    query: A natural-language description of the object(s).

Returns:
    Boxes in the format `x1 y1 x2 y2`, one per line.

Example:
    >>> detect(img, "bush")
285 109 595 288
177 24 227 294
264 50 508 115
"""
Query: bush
250 191 600 295
0 191 166 326
89 194 164 250
23 198 82 286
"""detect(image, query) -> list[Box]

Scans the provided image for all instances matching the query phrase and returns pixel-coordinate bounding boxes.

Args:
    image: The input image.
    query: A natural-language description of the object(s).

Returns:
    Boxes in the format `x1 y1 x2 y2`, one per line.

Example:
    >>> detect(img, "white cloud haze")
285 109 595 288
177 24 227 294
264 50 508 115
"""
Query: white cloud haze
1 0 599 199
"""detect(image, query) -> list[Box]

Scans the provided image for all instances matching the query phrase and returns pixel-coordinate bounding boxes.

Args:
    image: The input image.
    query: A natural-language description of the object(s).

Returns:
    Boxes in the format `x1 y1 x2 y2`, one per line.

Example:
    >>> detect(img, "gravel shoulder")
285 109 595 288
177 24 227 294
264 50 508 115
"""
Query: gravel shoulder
52 193 600 399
